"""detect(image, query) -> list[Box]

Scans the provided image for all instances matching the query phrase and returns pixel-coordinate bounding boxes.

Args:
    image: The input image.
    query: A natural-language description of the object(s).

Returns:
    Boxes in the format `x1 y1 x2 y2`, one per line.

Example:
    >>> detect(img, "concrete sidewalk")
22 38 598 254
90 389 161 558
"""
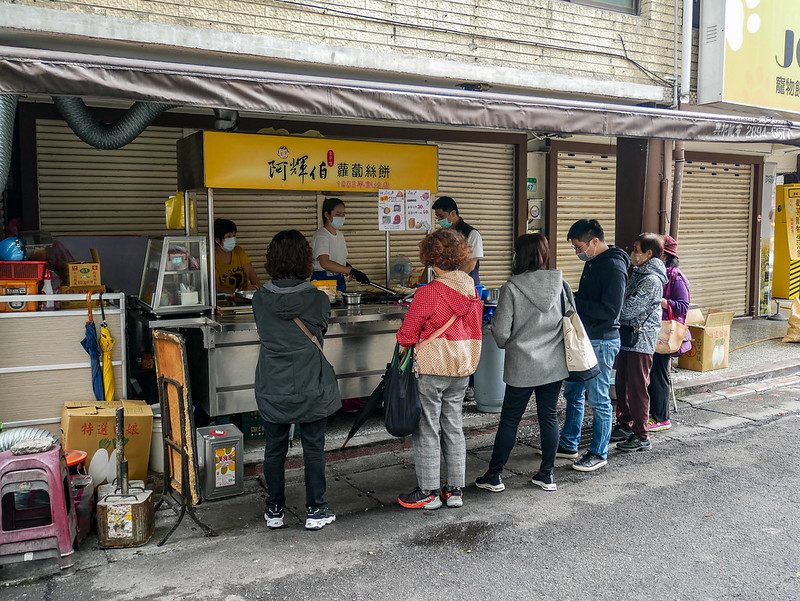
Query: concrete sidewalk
238 316 800 467
3 364 800 590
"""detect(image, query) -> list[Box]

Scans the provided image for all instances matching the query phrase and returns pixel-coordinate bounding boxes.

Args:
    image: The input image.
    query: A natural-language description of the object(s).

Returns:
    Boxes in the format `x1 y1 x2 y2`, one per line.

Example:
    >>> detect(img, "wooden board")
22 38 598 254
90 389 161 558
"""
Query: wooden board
152 329 200 506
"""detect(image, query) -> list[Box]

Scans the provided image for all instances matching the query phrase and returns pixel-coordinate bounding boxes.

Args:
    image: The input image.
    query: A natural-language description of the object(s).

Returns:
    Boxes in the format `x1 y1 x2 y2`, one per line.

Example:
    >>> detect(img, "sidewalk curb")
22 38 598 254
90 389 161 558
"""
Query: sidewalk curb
673 359 800 397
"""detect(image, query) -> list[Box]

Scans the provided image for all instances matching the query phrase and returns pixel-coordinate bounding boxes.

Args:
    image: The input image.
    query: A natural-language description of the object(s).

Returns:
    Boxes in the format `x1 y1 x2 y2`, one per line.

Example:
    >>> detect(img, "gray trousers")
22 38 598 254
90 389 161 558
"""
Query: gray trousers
412 374 469 491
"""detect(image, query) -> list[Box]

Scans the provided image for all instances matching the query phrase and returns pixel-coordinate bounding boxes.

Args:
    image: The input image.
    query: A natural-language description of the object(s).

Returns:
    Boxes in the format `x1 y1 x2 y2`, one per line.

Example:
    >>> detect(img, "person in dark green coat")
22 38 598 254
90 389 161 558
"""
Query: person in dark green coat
252 230 341 531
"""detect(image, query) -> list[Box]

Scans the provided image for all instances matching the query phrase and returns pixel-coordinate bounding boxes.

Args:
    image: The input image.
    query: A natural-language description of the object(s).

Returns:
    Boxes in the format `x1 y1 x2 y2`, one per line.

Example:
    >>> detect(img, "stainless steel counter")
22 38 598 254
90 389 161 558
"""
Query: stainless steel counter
149 303 407 416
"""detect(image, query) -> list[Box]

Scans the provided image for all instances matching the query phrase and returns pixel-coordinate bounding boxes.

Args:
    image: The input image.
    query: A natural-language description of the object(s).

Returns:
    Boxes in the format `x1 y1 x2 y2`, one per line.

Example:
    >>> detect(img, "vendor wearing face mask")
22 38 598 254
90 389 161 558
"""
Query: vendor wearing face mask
311 197 370 292
432 196 484 286
214 218 261 294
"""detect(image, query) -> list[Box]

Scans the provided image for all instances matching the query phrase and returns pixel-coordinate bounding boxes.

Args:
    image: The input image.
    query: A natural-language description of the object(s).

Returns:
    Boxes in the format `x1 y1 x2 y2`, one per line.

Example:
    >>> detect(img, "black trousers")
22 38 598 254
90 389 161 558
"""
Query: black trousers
488 380 563 476
648 353 672 422
263 417 327 509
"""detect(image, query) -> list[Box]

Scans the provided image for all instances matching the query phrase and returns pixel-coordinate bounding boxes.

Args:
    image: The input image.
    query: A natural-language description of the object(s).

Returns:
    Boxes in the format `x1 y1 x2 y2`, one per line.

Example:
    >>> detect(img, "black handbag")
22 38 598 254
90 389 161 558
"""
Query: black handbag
383 344 421 437
619 324 640 348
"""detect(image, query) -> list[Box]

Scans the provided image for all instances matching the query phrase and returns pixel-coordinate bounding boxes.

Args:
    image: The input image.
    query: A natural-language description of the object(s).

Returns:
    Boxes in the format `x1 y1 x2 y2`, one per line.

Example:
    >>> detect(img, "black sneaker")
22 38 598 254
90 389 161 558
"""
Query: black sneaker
571 451 608 472
305 506 336 530
264 503 284 529
531 471 557 492
475 472 505 493
610 425 634 442
397 487 442 510
616 434 652 453
440 485 464 508
536 445 579 460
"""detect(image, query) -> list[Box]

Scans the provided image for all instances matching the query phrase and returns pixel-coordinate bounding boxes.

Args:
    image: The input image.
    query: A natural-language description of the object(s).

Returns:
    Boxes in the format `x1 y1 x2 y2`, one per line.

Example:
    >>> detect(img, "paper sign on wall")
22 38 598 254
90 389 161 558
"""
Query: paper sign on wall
378 189 431 232
378 190 406 231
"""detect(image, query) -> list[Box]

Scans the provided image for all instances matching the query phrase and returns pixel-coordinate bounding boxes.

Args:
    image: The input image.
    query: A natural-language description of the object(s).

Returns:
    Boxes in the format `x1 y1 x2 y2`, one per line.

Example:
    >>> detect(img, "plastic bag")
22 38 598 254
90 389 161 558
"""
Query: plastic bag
165 192 196 230
384 345 421 437
783 299 800 342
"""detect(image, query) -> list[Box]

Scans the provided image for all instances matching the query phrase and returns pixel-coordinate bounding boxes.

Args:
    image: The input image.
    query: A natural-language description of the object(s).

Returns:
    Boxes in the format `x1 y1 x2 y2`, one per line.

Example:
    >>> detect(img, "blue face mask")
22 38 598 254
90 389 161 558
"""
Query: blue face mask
331 216 345 229
437 218 452 229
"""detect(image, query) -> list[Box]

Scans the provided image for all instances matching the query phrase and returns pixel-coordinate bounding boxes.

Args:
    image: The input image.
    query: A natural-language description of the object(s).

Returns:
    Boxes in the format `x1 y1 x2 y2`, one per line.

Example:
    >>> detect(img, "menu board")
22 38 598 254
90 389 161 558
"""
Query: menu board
405 190 432 231
378 190 406 231
378 189 431 232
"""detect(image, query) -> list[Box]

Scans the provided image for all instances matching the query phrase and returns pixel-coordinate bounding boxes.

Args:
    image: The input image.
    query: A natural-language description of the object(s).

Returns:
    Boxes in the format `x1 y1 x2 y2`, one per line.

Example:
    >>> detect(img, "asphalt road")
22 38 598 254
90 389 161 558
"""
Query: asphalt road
2 406 799 600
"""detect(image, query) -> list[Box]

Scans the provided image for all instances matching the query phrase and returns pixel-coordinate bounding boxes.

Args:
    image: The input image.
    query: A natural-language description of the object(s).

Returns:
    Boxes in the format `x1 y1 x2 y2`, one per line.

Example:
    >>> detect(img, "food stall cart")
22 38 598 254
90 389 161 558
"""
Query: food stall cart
129 131 438 418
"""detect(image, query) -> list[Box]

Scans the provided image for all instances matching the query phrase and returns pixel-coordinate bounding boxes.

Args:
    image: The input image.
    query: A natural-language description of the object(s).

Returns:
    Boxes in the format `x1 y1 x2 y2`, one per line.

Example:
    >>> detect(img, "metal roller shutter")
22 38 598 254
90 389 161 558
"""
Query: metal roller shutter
337 142 515 289
37 120 182 234
555 151 617 290
197 190 317 281
678 160 753 314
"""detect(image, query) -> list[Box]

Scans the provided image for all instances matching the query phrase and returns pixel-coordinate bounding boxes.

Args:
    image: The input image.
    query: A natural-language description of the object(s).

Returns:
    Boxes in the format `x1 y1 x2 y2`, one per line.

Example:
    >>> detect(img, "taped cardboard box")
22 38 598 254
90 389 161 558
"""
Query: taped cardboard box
61 400 153 484
678 309 735 372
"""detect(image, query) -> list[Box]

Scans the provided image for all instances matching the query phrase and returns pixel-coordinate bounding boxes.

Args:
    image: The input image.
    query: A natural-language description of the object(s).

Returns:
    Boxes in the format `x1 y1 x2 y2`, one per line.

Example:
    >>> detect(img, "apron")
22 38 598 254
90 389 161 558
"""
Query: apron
311 270 347 292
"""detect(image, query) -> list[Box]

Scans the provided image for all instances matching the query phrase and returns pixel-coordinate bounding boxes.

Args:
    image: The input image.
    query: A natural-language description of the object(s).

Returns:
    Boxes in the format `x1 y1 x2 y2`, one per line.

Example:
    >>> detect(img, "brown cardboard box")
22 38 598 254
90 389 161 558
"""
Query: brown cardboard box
67 262 102 287
678 309 735 372
59 284 106 309
61 400 153 484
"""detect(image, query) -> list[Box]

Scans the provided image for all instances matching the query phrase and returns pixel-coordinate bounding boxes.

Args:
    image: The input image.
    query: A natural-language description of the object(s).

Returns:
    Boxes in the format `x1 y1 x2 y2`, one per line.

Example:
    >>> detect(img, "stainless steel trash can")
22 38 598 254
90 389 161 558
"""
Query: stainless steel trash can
473 323 505 413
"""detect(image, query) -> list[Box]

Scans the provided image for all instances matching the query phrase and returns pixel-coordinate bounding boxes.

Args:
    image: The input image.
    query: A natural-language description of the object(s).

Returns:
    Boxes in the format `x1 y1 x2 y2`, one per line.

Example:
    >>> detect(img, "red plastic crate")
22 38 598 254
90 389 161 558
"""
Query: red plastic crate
0 261 46 281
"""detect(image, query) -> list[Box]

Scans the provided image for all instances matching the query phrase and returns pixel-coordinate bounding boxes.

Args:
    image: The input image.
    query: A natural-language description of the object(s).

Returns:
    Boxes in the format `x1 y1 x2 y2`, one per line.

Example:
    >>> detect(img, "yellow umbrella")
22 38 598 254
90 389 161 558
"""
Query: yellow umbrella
99 295 116 402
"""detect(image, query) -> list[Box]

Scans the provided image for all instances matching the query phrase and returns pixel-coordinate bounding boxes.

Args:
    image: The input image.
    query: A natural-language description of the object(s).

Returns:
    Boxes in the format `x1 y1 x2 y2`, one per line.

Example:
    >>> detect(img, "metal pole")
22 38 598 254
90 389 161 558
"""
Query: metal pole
183 190 191 236
208 188 216 310
385 231 391 288
670 142 685 239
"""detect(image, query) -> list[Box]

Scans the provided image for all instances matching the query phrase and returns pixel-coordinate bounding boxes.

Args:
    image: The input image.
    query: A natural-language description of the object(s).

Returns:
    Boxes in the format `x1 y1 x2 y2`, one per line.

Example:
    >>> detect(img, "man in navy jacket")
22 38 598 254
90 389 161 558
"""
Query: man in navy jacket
557 219 629 472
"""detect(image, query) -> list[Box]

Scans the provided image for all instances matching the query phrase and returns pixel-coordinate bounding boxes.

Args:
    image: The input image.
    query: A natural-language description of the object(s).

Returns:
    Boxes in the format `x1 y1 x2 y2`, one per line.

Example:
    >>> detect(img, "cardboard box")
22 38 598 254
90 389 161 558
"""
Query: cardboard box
67 262 101 287
678 309 735 372
61 400 153 484
60 284 106 309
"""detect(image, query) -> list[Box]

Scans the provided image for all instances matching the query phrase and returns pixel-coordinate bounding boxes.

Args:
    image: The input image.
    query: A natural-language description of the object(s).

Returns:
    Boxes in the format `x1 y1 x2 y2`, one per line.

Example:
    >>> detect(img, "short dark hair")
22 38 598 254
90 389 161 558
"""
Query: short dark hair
214 218 237 242
266 230 313 280
512 234 550 275
419 229 470 272
321 197 345 224
636 232 664 259
567 219 605 243
431 196 459 215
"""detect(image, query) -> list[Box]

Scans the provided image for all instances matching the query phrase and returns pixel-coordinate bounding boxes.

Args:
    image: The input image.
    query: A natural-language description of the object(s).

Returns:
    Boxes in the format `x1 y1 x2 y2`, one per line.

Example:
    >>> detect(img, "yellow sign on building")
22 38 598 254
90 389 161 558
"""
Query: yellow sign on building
699 1 800 115
193 131 437 192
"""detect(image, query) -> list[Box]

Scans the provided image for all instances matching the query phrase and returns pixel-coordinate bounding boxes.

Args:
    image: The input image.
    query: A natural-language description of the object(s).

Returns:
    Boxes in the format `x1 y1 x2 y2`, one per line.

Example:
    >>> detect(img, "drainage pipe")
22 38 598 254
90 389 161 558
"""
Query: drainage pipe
0 94 17 194
52 96 174 150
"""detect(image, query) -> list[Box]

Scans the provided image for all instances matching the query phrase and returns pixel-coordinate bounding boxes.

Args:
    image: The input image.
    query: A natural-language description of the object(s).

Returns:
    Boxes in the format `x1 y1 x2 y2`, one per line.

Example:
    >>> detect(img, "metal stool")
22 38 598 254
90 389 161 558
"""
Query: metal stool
0 444 78 569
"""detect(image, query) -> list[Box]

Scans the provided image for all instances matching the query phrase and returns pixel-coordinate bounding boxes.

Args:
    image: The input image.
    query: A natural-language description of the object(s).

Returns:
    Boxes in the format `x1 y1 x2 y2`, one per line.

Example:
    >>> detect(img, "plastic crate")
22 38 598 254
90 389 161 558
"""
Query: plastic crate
0 261 46 281
0 279 39 312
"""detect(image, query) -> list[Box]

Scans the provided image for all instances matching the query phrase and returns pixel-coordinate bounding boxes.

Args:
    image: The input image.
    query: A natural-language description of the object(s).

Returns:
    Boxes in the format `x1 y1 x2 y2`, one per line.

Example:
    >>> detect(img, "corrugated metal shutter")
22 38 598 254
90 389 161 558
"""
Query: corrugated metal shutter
37 120 182 234
678 160 753 314
437 142 515 287
338 142 515 288
556 151 617 289
196 190 317 281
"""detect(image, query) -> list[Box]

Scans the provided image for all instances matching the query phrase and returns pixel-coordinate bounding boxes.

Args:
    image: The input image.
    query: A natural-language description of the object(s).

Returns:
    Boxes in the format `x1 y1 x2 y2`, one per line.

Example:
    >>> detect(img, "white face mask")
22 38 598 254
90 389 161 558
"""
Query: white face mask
221 237 236 252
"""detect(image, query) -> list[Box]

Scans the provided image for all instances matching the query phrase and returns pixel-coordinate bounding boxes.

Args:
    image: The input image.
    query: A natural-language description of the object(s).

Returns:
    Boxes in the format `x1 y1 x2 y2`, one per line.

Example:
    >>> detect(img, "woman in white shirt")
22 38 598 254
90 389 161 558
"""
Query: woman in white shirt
311 198 370 291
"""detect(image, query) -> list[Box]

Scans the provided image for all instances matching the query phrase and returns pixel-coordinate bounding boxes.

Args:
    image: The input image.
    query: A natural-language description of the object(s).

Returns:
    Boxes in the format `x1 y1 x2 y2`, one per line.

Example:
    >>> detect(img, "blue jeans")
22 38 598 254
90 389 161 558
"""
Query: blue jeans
559 337 620 460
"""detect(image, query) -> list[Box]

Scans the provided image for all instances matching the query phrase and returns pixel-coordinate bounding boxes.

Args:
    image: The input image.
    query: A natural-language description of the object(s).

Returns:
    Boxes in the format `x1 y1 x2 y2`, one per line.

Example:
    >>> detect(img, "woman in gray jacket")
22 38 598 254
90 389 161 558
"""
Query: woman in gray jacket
475 234 576 493
612 233 667 453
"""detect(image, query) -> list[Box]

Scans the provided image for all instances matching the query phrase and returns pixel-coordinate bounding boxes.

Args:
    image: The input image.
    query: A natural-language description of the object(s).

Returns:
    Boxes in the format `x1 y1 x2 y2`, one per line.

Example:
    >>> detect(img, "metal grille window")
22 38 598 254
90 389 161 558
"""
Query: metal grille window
565 0 639 15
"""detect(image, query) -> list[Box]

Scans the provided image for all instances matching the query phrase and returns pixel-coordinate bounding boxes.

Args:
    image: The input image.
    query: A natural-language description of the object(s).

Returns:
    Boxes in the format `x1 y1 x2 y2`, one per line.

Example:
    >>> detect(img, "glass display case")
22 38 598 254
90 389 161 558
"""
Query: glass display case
139 236 210 315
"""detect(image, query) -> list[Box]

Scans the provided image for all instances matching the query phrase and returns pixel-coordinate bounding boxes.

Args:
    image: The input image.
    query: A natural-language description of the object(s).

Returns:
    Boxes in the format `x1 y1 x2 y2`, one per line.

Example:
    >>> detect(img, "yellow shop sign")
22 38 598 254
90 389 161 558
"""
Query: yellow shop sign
177 131 437 192
699 1 800 116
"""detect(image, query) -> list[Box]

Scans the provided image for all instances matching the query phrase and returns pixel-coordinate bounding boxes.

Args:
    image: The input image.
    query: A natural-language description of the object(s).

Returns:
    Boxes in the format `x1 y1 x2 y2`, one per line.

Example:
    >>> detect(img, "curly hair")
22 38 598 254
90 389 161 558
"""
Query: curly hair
266 230 313 280
419 229 471 272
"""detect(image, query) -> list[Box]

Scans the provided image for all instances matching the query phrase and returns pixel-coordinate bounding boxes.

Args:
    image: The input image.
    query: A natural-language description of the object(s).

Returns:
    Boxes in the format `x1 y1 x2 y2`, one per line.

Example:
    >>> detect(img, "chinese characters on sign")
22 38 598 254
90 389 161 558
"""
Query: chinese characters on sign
200 132 437 192
775 77 800 97
378 189 431 232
